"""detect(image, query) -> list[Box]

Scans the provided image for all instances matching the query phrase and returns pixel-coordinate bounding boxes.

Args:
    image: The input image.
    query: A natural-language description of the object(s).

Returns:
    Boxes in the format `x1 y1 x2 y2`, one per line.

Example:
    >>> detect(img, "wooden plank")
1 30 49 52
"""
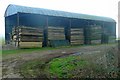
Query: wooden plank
13 35 43 42
19 32 43 36
48 37 65 40
71 31 83 33
13 26 43 32
19 38 43 42
91 40 101 44
16 26 43 30
48 26 64 30
48 33 65 35
12 28 42 32
71 41 84 45
71 40 84 42
71 28 83 31
71 42 84 44
19 42 42 48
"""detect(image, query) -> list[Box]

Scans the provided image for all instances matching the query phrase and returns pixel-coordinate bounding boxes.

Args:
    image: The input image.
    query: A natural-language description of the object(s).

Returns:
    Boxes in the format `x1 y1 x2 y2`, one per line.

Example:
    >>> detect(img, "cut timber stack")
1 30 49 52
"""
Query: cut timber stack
70 28 84 45
48 26 69 47
48 26 65 40
108 36 116 43
11 26 43 48
85 25 102 44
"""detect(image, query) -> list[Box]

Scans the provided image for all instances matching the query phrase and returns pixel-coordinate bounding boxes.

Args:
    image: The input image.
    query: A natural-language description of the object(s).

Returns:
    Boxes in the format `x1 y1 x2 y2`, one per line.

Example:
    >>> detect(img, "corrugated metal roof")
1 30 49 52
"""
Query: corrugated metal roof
5 4 116 22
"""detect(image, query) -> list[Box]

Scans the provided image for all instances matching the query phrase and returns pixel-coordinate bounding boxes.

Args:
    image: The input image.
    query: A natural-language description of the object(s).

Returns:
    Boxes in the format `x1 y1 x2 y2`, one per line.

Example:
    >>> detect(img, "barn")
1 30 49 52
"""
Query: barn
5 4 116 48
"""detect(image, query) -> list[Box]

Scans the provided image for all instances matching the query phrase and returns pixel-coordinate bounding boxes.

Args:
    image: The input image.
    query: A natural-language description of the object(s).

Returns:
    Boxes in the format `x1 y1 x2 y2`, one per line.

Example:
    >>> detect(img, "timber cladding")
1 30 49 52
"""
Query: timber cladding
11 26 43 48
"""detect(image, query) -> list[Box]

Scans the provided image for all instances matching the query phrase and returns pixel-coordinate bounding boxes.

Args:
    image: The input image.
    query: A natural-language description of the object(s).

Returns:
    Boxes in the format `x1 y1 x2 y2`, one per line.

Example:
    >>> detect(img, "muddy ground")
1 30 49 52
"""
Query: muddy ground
2 44 119 78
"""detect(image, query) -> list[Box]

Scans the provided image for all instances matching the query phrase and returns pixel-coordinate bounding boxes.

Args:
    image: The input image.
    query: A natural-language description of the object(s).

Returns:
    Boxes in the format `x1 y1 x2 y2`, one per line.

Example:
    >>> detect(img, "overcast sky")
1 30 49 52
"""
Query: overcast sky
0 0 119 38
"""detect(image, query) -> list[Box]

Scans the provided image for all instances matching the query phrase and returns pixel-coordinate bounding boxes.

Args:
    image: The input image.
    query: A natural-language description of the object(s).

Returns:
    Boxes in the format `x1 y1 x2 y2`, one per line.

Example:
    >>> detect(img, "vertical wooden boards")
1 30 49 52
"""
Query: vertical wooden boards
11 26 43 48
70 28 84 45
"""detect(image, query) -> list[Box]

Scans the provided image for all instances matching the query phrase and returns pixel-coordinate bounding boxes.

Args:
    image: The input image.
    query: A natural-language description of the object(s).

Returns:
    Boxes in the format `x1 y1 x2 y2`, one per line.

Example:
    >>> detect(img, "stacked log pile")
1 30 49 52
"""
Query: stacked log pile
11 26 43 48
85 25 102 44
48 26 65 40
108 36 116 43
48 26 69 47
70 28 84 45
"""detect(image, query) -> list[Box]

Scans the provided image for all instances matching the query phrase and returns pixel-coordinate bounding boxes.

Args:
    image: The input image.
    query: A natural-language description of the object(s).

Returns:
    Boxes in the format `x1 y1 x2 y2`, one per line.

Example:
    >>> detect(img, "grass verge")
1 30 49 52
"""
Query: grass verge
2 43 116 56
19 60 46 78
19 55 111 78
45 55 108 78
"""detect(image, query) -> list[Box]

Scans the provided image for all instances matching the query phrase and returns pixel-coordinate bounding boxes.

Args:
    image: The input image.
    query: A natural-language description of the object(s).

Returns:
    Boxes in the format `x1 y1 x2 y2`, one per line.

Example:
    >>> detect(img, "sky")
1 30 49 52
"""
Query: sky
0 0 119 38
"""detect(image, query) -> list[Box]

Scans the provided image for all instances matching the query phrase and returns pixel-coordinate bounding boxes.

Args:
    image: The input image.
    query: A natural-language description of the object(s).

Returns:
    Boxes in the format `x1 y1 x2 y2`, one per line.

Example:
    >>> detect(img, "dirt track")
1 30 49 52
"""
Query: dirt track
2 44 117 78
